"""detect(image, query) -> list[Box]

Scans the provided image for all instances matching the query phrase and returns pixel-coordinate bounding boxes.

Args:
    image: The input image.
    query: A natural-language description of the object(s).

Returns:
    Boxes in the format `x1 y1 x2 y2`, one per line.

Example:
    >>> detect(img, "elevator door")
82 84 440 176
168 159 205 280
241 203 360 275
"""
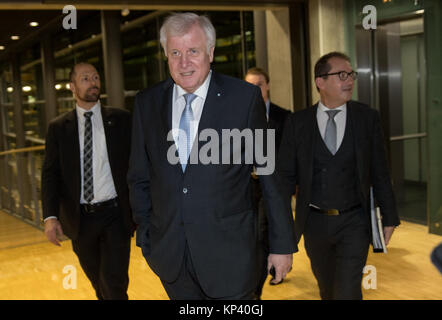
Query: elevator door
355 17 427 225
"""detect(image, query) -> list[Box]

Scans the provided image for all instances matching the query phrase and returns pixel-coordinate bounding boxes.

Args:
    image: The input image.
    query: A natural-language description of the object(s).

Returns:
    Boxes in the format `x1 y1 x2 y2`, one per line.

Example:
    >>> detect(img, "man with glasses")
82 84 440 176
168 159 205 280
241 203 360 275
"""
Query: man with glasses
277 52 400 299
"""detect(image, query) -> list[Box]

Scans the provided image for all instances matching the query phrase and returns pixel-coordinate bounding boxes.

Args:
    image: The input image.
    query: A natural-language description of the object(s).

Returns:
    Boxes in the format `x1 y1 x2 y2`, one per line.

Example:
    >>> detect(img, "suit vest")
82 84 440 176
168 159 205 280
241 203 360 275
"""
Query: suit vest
310 113 361 210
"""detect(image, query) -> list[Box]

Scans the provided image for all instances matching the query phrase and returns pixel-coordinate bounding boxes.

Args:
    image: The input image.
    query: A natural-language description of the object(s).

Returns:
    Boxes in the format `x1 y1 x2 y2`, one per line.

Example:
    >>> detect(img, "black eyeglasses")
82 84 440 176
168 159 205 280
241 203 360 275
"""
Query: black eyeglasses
318 71 358 81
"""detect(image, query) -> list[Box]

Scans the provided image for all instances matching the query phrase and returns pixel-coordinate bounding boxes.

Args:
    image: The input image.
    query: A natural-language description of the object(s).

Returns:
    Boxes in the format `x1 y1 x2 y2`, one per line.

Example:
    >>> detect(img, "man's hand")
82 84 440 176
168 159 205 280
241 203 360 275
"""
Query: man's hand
44 218 65 246
383 226 395 246
268 253 293 284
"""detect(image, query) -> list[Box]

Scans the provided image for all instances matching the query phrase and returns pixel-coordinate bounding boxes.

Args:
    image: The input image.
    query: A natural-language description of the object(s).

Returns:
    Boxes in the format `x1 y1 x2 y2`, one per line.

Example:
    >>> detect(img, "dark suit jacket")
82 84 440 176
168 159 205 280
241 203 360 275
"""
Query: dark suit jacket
277 100 400 244
268 102 291 152
41 106 133 240
127 72 297 298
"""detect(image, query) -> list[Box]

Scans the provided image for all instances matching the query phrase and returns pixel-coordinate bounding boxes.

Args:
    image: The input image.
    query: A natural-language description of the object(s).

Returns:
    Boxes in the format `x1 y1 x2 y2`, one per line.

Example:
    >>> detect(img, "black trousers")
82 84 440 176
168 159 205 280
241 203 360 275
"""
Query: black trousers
303 207 370 300
161 244 255 300
251 177 269 300
72 205 131 300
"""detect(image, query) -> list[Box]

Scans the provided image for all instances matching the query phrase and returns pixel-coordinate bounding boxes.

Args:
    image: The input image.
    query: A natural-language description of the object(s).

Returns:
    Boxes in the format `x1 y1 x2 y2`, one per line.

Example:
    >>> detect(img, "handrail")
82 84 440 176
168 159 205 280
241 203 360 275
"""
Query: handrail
390 133 427 141
0 145 45 156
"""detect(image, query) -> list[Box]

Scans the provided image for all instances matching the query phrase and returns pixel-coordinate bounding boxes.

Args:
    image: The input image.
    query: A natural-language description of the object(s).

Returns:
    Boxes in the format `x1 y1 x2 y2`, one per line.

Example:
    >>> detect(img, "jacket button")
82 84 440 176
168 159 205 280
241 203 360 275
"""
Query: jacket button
183 188 188 194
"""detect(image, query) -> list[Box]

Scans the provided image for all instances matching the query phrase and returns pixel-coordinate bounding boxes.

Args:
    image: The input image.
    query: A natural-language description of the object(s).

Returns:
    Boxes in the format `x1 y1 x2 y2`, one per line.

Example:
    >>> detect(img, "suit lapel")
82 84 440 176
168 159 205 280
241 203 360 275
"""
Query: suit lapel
196 72 223 136
303 104 317 187
160 78 187 176
347 101 365 186
64 109 81 197
160 78 174 135
101 106 118 177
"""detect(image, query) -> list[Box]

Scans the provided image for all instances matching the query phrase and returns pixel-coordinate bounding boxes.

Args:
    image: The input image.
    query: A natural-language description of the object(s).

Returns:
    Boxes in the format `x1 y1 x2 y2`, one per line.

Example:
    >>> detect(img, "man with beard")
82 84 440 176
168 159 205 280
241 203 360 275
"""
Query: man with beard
42 63 134 299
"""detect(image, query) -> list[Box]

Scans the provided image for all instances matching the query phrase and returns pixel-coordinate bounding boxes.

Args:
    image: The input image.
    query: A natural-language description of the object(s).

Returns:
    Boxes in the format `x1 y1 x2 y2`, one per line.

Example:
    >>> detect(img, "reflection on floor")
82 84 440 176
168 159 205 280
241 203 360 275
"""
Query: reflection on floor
0 210 441 300
396 181 427 225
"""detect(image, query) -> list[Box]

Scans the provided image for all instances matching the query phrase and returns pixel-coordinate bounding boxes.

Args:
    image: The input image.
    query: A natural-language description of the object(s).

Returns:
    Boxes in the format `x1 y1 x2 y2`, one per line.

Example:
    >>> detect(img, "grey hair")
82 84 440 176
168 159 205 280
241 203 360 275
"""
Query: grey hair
160 12 216 55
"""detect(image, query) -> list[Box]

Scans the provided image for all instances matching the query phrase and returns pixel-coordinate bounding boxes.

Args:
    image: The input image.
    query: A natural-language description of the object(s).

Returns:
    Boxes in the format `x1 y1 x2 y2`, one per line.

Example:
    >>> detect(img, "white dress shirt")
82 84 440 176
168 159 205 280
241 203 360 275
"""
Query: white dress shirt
77 101 117 204
44 101 117 222
316 101 347 152
171 70 212 152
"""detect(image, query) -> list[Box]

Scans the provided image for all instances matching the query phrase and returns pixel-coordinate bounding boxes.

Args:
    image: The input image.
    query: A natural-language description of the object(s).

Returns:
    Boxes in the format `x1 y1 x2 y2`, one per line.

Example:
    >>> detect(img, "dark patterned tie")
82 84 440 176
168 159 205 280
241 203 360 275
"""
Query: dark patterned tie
83 112 94 203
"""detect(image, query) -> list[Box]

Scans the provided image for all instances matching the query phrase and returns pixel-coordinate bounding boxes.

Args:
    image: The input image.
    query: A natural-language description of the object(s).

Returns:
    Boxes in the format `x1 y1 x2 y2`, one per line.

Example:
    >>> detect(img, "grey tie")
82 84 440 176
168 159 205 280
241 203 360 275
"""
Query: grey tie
178 93 197 171
324 110 341 155
83 112 94 203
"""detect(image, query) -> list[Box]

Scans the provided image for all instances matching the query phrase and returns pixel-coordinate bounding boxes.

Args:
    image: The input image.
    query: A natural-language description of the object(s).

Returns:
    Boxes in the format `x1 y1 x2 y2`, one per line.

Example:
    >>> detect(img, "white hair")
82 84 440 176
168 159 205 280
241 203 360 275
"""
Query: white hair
159 12 216 55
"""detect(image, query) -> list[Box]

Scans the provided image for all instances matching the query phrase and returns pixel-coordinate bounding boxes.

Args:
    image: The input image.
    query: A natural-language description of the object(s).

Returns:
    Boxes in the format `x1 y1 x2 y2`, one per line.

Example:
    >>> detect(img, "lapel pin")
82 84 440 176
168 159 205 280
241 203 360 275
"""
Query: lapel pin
217 93 221 97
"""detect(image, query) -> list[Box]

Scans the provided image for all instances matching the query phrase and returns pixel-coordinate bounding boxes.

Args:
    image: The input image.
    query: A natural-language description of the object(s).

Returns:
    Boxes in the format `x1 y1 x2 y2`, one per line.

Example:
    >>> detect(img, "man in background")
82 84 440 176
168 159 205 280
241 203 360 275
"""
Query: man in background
245 67 291 299
42 63 133 299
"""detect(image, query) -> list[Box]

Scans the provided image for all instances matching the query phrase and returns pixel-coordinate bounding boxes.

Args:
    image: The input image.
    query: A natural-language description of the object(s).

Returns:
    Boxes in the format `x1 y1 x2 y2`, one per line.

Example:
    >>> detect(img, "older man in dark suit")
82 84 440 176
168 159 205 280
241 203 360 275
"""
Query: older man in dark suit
42 63 133 300
277 52 400 300
127 12 296 300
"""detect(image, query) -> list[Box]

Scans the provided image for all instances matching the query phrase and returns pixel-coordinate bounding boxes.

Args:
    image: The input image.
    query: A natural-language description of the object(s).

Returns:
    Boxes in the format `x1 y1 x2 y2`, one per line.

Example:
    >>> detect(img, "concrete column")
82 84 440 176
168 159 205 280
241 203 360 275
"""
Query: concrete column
253 10 268 72
266 8 293 111
101 10 125 109
308 0 347 103
41 36 58 132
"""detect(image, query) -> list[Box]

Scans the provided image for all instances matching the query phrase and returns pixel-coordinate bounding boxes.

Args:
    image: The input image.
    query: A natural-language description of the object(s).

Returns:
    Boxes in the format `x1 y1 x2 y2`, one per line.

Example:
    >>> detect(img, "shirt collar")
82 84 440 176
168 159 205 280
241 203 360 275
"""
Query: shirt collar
175 70 212 102
76 100 101 119
318 100 346 113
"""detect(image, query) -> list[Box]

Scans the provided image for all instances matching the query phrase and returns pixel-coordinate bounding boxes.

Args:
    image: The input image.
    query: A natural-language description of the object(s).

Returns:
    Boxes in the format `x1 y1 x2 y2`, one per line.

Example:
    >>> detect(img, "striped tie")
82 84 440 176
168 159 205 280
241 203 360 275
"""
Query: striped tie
83 111 94 202
178 93 197 171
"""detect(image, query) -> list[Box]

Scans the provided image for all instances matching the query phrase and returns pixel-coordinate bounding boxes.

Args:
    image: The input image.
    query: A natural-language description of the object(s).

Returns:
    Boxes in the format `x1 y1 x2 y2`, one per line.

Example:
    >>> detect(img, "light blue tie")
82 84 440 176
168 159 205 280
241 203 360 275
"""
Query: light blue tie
179 93 197 171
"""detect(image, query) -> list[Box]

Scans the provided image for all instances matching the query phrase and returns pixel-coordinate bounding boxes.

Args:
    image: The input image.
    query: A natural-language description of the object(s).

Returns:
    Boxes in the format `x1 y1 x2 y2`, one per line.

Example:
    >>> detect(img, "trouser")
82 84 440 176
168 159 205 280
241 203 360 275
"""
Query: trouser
72 205 131 300
251 177 271 300
303 207 370 300
161 243 255 300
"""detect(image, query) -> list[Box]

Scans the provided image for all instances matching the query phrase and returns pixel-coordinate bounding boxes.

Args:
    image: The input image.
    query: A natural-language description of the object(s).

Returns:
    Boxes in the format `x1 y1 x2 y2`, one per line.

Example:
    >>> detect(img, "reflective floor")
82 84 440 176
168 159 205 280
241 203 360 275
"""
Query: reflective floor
0 210 441 300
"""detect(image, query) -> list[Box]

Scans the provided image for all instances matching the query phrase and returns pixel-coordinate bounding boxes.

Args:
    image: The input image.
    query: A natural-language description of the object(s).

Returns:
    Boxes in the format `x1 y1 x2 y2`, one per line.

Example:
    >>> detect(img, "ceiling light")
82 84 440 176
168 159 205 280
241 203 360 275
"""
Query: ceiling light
22 86 32 92
55 84 62 90
7 87 13 93
121 8 130 17
0 46 4 50
30 22 39 27
11 35 20 40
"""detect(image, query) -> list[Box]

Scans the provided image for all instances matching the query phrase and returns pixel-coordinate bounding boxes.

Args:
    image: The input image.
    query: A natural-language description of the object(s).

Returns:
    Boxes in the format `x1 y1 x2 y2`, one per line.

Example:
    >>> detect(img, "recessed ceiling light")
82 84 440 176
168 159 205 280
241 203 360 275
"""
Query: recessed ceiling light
22 86 32 92
30 22 39 27
0 46 5 50
11 35 20 40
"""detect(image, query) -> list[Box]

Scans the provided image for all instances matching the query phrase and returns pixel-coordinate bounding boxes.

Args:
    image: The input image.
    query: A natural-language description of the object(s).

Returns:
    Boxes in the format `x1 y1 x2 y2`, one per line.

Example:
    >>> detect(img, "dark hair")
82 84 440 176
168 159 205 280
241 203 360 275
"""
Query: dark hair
314 52 351 92
245 67 270 83
314 51 351 79
69 62 96 82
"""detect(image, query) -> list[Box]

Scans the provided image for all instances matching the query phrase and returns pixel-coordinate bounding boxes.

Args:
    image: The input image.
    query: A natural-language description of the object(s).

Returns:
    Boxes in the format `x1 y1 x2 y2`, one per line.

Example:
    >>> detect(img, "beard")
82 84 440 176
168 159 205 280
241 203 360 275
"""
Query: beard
80 86 100 102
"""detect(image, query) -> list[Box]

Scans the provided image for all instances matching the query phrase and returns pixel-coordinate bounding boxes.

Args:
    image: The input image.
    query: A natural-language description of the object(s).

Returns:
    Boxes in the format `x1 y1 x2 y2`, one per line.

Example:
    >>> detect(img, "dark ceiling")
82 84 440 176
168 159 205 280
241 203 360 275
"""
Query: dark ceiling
0 10 61 53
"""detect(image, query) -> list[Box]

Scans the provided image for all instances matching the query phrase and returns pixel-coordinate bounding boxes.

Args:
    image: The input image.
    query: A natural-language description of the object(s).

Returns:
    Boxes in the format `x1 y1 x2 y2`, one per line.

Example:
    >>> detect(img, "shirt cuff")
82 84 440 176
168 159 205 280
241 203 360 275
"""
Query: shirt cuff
43 216 58 222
